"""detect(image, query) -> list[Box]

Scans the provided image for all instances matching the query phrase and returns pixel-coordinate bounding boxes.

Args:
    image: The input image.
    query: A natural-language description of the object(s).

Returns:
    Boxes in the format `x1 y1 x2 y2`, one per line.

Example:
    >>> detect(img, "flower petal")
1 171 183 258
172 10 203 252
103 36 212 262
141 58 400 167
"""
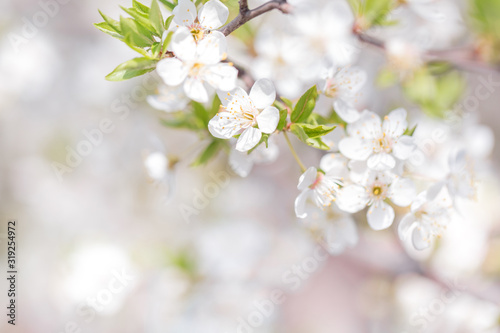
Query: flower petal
333 99 361 123
171 26 197 62
172 0 197 27
295 190 311 218
382 108 407 138
393 135 415 160
229 149 254 177
412 226 431 250
367 152 396 171
319 153 348 176
198 0 229 30
347 110 381 139
197 31 227 65
336 184 369 213
156 58 188 86
249 78 276 109
398 213 416 241
208 112 241 139
389 177 416 206
236 127 262 152
202 63 238 91
298 166 317 190
256 106 279 134
338 137 373 161
183 77 208 102
367 201 394 230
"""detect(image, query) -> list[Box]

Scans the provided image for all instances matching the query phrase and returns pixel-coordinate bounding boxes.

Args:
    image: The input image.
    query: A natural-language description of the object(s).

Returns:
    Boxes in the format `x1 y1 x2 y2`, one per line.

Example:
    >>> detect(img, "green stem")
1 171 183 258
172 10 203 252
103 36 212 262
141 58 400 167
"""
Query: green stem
283 131 306 173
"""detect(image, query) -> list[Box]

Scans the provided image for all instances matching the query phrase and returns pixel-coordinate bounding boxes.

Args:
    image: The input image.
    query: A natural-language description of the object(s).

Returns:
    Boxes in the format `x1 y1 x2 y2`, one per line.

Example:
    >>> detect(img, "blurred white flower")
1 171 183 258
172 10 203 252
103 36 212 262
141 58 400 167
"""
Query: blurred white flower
144 151 175 202
229 137 279 177
208 79 279 152
337 171 416 230
147 84 189 112
157 26 237 102
398 189 453 250
339 108 416 171
319 66 367 123
386 38 423 74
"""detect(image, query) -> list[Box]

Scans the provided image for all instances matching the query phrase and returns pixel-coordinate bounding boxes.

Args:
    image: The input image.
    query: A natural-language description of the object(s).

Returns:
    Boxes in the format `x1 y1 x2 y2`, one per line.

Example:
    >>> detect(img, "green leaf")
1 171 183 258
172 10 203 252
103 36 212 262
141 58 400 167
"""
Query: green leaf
192 101 209 125
404 124 417 136
105 57 157 81
290 124 331 150
132 0 150 15
292 123 335 138
209 94 222 119
277 109 288 131
376 67 398 87
164 15 175 30
151 41 162 58
247 133 270 154
280 97 294 109
191 140 222 166
98 10 122 33
349 0 397 29
120 16 153 48
150 0 165 36
291 85 318 123
162 30 174 51
159 0 176 11
94 22 124 40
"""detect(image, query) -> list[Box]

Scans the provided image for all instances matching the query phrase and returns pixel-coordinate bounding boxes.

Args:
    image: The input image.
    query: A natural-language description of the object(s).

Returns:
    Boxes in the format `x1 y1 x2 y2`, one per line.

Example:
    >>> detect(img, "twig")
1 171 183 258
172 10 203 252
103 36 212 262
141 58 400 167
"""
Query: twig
356 32 500 75
219 0 292 36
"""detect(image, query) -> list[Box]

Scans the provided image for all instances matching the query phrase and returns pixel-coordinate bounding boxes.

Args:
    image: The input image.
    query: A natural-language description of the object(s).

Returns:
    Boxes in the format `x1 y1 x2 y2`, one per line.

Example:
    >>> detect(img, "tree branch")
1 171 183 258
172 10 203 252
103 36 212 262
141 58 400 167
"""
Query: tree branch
219 0 292 36
356 32 500 75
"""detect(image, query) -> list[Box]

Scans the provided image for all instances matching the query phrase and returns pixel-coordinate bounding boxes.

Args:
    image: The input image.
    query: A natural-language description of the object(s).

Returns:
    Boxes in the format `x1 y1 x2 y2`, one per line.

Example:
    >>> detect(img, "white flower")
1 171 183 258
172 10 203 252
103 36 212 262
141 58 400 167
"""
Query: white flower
229 137 279 177
144 151 176 202
386 38 422 73
171 0 229 41
319 66 366 123
339 108 416 171
336 171 416 230
398 189 453 250
427 149 476 204
208 79 279 152
147 84 189 112
294 154 347 218
156 26 237 103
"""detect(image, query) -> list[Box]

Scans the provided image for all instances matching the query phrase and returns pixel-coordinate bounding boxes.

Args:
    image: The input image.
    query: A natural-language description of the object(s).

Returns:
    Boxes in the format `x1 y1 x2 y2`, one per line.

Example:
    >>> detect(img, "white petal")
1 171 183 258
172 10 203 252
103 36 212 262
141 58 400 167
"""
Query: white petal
448 149 467 173
322 126 346 152
336 184 369 213
338 66 367 94
183 77 208 102
203 63 238 91
147 85 188 112
198 0 229 30
208 112 240 139
338 137 373 161
367 201 394 230
412 226 431 250
229 150 254 177
367 152 396 170
217 86 249 108
347 110 381 139
197 31 226 65
392 135 415 160
348 159 368 184
398 213 416 241
295 190 311 218
236 127 262 152
382 107 407 138
172 0 197 27
171 27 197 62
320 153 348 176
249 78 276 109
256 106 279 134
389 177 416 207
298 166 317 190
333 99 361 123
156 58 188 86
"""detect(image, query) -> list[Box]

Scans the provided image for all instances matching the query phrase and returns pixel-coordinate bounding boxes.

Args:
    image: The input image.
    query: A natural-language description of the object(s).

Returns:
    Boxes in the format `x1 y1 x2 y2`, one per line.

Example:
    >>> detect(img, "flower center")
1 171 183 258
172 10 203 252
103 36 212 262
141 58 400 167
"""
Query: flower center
188 23 205 42
189 63 203 77
373 136 392 153
373 186 382 196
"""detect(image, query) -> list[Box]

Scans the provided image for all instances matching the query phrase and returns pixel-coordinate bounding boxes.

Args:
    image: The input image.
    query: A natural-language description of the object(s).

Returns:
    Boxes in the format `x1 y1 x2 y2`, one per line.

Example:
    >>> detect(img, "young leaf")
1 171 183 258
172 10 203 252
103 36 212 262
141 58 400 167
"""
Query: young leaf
105 57 158 81
209 94 222 119
132 0 150 15
291 85 318 123
191 140 222 166
120 16 154 48
293 123 336 138
150 0 165 36
162 30 174 51
98 10 122 33
94 22 124 40
290 124 331 150
164 15 175 30
159 0 176 11
247 133 270 154
277 109 288 131
192 101 209 125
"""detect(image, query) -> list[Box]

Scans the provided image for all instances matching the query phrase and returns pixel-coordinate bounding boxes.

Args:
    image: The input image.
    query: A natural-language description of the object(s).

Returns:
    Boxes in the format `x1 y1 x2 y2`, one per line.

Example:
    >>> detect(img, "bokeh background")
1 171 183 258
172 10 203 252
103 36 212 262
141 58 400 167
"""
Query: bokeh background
1 0 500 332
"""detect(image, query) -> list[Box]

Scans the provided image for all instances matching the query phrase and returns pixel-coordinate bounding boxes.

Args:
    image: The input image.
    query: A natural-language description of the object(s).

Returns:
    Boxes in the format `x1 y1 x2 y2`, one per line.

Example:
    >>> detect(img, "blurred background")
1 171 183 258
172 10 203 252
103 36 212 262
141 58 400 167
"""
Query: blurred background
1 0 500 332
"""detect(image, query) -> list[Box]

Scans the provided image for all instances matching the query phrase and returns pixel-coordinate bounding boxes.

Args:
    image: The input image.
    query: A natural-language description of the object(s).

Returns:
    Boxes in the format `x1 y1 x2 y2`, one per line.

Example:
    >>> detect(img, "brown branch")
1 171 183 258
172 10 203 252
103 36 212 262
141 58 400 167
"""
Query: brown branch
218 0 292 36
356 32 500 75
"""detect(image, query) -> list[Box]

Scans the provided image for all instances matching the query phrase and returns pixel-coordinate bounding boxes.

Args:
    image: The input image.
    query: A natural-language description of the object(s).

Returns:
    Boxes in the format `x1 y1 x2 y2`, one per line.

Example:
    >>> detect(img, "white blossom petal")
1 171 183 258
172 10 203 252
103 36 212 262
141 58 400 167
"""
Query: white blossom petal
249 79 276 109
338 137 373 160
320 153 348 176
236 127 262 152
298 166 317 190
208 112 240 139
157 58 188 86
256 106 279 134
347 110 382 139
398 213 416 241
229 149 254 177
198 0 229 30
295 189 311 218
382 108 407 138
412 226 431 250
367 200 394 230
393 135 415 160
203 63 237 91
389 177 416 207
197 31 226 65
183 77 208 102
367 152 396 170
333 99 361 123
171 27 197 62
172 0 197 27
336 184 369 213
